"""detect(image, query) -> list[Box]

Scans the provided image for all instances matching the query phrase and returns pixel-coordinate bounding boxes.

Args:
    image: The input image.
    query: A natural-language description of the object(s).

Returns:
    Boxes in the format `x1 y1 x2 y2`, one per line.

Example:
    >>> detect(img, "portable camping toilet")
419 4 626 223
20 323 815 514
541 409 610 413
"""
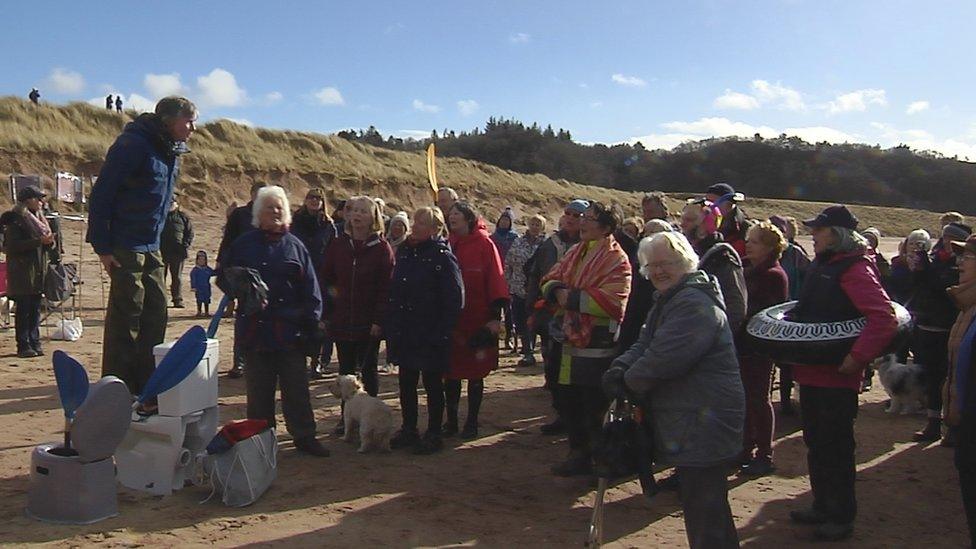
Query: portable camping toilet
115 338 220 495
26 376 131 524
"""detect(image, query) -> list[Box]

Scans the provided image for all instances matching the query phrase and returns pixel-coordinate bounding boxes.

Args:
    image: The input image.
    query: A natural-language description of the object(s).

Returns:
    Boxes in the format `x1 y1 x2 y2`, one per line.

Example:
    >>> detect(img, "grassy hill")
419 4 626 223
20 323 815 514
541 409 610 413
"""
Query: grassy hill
0 96 959 237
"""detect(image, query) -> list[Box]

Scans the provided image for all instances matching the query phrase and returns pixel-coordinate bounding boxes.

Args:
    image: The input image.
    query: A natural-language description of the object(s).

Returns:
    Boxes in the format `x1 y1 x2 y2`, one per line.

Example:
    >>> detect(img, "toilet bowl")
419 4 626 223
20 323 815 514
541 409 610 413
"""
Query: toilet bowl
115 338 220 496
26 377 131 524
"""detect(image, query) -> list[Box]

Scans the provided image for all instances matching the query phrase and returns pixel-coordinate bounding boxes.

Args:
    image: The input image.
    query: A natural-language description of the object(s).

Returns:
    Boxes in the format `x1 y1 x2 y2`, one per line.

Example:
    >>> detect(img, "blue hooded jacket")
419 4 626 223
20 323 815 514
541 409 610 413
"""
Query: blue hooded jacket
88 113 187 255
222 229 323 352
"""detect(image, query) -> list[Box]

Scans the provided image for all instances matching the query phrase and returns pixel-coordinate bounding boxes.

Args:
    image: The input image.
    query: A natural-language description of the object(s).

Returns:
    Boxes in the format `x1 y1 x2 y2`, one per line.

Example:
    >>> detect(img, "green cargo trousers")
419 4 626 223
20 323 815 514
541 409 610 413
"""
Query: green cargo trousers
101 249 168 395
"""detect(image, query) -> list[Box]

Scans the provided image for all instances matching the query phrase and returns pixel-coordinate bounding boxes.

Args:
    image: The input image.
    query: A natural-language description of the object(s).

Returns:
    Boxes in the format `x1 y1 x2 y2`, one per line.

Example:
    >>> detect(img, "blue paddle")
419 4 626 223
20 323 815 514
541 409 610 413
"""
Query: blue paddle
206 294 231 338
137 325 208 406
52 350 90 449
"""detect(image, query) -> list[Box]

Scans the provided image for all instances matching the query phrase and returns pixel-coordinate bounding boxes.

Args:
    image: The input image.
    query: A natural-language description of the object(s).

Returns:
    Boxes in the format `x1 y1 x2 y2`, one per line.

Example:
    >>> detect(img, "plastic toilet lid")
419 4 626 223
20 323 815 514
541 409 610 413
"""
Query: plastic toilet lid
71 376 132 462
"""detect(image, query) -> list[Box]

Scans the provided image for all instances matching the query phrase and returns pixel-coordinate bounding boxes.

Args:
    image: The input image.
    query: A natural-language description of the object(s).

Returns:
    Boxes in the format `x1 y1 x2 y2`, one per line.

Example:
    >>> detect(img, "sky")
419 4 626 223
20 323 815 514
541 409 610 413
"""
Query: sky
3 1 975 158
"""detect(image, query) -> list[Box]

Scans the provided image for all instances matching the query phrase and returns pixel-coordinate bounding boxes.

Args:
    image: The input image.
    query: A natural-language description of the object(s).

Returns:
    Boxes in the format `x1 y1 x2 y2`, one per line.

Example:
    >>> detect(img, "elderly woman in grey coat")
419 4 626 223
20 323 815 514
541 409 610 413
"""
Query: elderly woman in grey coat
604 231 744 549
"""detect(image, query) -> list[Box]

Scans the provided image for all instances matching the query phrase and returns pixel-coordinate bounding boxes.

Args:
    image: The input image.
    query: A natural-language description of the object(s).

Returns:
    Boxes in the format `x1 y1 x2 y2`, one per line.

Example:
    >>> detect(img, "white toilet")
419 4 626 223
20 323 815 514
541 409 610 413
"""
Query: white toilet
26 376 131 524
115 338 220 496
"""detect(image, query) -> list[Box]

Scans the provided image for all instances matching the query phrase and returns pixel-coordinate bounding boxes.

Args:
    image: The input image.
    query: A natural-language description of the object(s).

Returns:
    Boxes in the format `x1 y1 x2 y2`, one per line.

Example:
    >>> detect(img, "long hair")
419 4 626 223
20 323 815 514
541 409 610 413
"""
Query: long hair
826 226 869 254
344 195 384 236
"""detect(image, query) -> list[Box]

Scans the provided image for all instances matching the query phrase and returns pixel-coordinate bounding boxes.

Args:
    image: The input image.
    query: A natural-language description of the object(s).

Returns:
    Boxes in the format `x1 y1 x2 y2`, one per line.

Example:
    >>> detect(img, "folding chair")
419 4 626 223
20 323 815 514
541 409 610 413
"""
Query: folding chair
0 262 10 329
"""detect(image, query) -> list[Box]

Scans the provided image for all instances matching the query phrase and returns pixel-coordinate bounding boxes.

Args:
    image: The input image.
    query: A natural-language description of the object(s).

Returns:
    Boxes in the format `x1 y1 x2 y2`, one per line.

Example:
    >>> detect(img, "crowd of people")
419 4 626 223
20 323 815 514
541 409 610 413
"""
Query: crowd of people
2 94 974 547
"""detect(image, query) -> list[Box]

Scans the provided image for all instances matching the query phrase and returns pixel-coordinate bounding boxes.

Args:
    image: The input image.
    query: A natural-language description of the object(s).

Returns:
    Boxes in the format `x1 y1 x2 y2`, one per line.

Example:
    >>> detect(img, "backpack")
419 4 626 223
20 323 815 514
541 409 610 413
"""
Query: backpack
44 262 77 303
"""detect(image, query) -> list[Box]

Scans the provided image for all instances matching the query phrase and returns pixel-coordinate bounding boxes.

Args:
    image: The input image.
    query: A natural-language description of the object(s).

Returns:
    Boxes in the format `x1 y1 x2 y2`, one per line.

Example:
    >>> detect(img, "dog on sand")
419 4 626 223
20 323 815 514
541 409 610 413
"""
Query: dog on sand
330 375 393 453
877 354 926 415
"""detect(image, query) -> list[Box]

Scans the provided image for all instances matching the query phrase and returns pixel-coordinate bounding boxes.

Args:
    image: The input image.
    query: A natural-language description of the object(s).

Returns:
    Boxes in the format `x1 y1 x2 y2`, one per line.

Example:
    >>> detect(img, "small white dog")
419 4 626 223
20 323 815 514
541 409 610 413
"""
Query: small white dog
877 354 926 414
330 375 393 453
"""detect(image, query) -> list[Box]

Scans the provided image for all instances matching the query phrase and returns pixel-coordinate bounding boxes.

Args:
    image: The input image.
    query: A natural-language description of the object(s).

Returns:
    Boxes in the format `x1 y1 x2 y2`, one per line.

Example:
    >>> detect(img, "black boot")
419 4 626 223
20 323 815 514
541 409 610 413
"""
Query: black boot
460 421 478 440
390 429 420 450
913 417 942 442
540 417 565 435
443 416 459 438
294 436 330 457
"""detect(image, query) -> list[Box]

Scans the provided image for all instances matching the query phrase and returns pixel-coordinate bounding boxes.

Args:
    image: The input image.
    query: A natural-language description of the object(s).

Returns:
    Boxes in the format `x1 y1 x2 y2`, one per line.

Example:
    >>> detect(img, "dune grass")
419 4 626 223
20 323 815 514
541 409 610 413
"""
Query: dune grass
0 96 958 237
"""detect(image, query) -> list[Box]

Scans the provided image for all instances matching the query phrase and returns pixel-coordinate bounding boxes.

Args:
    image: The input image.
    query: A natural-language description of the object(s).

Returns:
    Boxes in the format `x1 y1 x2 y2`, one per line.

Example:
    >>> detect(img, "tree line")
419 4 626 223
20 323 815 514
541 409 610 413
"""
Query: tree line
336 118 976 214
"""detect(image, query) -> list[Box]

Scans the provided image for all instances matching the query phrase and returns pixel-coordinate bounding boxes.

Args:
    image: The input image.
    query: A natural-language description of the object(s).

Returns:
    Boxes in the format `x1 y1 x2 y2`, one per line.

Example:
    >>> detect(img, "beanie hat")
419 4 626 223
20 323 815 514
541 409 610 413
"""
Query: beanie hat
768 215 788 234
942 222 972 242
390 211 410 231
861 227 881 248
566 199 590 214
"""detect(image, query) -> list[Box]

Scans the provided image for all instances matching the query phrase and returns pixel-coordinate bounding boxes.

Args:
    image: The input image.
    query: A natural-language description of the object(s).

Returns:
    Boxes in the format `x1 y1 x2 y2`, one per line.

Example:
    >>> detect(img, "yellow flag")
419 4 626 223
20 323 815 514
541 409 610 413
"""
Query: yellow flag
426 143 438 203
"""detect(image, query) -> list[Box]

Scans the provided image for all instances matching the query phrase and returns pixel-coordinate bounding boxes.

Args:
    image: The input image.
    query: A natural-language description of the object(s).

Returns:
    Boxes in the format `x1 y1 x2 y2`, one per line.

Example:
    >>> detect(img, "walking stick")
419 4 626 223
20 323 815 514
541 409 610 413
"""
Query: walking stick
584 476 608 548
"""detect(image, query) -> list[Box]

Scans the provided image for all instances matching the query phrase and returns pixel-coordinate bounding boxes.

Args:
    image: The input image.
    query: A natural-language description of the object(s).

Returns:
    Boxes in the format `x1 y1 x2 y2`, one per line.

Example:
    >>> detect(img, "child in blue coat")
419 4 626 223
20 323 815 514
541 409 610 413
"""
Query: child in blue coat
190 250 215 317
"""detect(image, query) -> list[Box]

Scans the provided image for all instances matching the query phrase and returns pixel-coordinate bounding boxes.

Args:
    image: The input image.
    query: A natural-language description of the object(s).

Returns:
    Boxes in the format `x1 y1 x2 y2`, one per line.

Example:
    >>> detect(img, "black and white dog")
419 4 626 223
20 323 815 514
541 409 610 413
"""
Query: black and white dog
876 354 926 414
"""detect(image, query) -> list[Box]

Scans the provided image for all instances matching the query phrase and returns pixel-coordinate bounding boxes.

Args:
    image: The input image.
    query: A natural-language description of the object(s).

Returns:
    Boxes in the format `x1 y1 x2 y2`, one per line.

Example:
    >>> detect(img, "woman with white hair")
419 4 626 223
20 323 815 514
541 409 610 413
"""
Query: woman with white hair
320 195 395 435
604 231 744 549
220 185 328 457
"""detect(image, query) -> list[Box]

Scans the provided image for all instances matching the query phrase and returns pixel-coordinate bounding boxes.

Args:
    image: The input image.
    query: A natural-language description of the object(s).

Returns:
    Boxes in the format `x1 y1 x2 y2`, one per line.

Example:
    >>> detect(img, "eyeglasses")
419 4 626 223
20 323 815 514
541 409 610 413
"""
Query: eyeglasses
960 253 976 263
564 210 583 217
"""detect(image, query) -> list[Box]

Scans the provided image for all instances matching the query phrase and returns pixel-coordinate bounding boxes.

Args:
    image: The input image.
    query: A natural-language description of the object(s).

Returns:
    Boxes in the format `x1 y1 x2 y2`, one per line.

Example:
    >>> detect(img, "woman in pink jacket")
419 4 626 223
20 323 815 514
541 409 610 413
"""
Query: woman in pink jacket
786 205 897 542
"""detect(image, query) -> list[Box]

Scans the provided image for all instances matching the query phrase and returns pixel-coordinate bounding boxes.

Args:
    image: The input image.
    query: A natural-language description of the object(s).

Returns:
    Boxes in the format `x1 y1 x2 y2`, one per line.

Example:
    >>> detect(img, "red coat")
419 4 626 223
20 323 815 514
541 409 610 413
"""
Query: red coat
792 249 898 390
320 232 394 341
447 223 509 380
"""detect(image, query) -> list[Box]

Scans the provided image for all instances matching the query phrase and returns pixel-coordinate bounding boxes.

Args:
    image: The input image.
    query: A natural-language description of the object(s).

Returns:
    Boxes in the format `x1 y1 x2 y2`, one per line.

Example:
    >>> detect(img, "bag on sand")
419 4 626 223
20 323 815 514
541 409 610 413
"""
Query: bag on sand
51 317 83 341
44 262 77 303
206 427 277 507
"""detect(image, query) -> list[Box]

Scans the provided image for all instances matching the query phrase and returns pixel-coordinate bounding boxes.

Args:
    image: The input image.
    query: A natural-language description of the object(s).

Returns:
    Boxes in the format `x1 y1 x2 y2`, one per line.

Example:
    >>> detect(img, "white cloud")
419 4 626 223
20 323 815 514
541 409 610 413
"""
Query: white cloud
871 122 976 159
457 99 479 116
590 101 604 108
412 99 441 113
628 117 859 151
391 130 432 140
196 68 247 107
713 89 760 110
45 68 85 94
124 93 157 113
906 100 930 115
264 91 283 104
313 86 345 106
661 117 776 137
750 79 805 111
144 73 186 99
827 88 887 114
220 117 253 127
612 73 647 88
509 32 531 44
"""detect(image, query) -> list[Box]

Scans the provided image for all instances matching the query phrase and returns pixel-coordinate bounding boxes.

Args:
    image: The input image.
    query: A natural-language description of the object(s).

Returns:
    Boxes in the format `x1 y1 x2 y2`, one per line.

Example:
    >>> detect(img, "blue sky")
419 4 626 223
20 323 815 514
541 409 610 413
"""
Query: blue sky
3 1 975 158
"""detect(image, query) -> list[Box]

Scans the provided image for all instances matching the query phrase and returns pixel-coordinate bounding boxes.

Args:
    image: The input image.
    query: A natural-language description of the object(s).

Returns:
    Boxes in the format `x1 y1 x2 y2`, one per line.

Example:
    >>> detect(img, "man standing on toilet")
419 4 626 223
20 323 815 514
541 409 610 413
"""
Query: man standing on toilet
88 96 197 404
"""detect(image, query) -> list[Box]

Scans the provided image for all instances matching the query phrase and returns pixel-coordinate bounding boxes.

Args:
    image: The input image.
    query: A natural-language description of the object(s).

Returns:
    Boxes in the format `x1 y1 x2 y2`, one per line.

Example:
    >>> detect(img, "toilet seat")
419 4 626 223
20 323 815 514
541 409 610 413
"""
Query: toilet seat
71 377 131 463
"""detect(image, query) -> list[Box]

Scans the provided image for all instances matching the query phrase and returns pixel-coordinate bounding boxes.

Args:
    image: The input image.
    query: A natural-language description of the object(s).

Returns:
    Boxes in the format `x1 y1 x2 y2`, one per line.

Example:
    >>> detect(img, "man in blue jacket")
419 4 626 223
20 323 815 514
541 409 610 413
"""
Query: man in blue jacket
88 96 197 398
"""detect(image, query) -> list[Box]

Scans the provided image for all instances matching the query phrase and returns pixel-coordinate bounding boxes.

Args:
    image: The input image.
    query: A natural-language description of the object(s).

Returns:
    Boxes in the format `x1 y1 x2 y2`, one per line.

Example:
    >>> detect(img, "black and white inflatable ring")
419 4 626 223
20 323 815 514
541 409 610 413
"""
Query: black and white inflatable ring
745 300 913 365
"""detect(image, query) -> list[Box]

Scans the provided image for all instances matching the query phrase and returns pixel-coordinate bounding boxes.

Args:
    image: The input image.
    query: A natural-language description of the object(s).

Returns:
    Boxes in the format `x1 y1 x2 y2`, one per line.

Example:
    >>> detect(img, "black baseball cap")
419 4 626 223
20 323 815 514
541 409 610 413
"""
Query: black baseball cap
16 185 46 202
802 205 859 230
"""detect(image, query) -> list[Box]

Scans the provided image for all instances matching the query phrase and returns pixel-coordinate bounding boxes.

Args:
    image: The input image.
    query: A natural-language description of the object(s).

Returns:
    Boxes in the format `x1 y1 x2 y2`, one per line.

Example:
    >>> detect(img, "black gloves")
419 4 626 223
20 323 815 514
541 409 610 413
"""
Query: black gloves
602 366 628 400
